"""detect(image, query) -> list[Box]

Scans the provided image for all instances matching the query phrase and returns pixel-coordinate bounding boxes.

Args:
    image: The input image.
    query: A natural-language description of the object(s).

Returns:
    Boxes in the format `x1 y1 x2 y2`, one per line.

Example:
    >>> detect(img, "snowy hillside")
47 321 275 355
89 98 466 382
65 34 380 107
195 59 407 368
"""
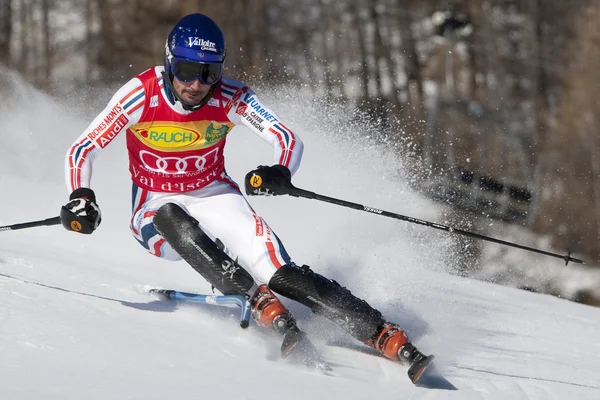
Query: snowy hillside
1 74 600 399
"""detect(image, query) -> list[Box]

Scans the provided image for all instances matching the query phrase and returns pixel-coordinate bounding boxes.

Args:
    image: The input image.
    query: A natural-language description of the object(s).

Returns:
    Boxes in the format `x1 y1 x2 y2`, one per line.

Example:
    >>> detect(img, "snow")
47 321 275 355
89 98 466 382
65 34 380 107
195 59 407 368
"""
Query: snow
1 73 600 399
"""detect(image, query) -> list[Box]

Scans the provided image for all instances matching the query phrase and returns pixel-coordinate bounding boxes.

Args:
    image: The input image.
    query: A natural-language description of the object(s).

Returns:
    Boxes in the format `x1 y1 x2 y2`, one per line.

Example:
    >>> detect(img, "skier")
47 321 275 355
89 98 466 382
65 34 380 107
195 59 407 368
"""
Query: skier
60 13 430 378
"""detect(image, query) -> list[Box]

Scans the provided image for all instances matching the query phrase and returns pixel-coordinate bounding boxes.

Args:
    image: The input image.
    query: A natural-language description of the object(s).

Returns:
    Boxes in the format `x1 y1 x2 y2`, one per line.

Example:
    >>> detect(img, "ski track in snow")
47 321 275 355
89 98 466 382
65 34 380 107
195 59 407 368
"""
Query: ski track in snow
1 76 600 399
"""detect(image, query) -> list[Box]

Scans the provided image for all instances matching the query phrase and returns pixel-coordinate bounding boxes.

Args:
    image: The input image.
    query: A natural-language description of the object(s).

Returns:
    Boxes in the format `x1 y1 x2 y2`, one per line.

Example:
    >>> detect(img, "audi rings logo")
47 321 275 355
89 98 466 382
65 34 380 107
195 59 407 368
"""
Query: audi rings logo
139 148 220 174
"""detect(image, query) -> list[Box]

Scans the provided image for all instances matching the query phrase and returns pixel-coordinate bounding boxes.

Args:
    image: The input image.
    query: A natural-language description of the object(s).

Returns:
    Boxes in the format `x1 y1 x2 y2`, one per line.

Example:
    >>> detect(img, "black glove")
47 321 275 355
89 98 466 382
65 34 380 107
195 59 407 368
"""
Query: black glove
245 165 294 196
60 188 102 234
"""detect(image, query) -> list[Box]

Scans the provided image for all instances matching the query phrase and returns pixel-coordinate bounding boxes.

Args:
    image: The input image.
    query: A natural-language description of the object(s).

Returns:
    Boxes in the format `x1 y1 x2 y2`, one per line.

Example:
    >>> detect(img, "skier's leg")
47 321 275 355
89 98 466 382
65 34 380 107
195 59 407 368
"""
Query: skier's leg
130 181 296 333
248 283 295 334
171 178 425 363
130 185 182 261
132 180 421 361
130 183 255 295
181 175 291 286
152 202 257 296
268 263 426 364
170 176 296 333
153 202 295 333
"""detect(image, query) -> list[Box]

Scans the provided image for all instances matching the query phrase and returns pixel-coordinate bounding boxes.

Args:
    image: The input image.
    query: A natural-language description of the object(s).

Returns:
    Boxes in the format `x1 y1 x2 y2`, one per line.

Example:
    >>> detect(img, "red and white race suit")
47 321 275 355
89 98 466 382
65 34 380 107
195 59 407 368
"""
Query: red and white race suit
65 67 303 286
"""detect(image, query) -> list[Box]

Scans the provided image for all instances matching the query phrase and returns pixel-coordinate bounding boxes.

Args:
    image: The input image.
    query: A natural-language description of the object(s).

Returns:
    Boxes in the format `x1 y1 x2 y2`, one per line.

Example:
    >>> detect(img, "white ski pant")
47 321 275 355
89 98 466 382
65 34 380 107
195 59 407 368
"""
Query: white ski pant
129 175 292 285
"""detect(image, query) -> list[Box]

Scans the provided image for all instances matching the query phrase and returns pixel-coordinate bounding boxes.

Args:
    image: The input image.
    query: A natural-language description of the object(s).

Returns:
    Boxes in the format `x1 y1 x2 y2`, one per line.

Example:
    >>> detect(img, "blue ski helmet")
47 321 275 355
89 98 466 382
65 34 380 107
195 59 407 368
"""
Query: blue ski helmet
164 14 226 85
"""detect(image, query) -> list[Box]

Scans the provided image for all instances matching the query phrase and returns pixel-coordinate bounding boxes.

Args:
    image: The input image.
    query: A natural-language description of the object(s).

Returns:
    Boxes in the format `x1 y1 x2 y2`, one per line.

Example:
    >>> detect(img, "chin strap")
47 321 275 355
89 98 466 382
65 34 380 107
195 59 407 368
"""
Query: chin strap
161 70 217 111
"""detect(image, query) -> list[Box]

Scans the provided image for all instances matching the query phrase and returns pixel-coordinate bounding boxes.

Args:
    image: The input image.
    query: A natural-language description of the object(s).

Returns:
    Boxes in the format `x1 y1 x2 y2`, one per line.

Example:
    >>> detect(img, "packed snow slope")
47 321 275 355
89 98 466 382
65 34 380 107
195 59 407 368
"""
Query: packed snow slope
1 73 599 399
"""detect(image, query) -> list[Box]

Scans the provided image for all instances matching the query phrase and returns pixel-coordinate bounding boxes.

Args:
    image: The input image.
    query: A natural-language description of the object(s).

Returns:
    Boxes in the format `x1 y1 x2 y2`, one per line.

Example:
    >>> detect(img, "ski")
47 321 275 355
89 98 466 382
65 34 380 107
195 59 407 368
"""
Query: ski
148 288 330 371
408 354 435 384
148 289 251 328
147 288 444 384
281 327 332 372
324 342 454 389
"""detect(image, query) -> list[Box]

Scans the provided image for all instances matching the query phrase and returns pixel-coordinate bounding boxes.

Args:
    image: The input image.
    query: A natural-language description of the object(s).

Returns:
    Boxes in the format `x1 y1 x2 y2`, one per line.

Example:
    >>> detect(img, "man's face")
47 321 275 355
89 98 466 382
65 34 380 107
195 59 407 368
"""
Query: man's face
172 76 212 106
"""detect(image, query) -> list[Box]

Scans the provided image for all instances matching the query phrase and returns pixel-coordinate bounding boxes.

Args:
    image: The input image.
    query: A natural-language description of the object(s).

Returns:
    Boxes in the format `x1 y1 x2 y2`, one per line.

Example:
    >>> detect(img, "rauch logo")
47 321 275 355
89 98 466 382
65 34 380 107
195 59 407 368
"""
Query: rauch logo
136 125 201 148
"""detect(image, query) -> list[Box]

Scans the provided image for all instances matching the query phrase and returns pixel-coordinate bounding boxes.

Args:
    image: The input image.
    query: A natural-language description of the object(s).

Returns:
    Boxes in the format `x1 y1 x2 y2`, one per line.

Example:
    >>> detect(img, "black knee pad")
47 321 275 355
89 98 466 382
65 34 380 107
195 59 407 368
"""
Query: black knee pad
268 264 383 341
153 202 255 296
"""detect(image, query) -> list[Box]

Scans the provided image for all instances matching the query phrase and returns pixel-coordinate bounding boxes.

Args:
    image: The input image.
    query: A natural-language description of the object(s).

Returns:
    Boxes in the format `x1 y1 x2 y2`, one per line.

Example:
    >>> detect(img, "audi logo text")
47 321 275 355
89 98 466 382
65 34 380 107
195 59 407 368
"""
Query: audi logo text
139 148 220 174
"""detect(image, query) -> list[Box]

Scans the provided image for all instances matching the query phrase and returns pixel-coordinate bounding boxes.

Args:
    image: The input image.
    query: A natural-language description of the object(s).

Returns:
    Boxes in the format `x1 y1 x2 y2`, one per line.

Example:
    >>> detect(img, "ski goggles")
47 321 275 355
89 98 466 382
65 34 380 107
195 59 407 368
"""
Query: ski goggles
171 58 223 85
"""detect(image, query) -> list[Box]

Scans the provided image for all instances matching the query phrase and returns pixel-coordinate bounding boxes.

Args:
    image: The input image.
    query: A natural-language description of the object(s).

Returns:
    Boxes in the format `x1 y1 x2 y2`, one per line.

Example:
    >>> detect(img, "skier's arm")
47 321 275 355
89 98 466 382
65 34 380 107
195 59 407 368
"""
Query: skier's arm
62 78 145 234
64 78 145 192
225 85 304 175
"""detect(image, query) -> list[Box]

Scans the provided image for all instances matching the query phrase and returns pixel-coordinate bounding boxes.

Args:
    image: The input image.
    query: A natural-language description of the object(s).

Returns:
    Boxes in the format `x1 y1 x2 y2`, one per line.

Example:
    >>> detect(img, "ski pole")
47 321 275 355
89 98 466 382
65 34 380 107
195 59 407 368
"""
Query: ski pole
286 187 584 265
0 216 61 232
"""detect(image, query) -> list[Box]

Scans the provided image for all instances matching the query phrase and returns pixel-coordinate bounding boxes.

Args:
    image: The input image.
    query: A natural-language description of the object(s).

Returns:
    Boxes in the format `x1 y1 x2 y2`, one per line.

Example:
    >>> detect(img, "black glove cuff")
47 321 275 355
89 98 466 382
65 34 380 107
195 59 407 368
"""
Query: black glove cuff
271 164 292 178
69 187 97 203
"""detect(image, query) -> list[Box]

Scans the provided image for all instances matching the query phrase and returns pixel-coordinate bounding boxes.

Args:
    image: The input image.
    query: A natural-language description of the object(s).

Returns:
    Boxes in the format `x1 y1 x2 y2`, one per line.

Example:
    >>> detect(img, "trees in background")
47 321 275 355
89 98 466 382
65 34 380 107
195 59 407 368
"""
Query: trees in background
0 0 12 67
2 0 600 264
546 4 600 263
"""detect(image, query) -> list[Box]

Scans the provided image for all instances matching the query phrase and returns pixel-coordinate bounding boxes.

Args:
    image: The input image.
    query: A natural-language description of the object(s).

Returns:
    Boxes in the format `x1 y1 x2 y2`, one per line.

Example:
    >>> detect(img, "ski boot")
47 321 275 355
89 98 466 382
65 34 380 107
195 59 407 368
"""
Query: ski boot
250 284 328 370
367 322 434 384
249 284 296 335
249 284 303 357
